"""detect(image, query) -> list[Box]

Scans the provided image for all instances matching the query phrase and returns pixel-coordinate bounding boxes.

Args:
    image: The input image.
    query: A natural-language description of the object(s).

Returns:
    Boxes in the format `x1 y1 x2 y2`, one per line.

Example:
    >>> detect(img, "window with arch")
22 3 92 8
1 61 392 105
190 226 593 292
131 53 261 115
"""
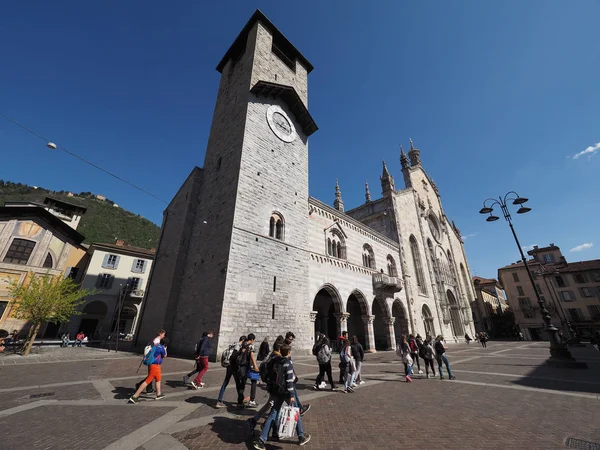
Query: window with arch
327 230 346 259
428 213 441 242
387 255 397 277
362 244 375 269
3 238 36 265
43 253 53 269
460 263 473 302
268 213 284 240
409 236 427 294
422 304 435 336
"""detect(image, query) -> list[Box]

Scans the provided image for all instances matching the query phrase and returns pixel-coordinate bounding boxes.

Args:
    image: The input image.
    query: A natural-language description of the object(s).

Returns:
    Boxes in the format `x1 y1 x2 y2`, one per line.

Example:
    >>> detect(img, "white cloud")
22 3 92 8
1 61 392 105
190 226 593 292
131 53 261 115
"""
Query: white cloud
461 233 477 240
573 142 600 160
522 244 537 251
570 242 593 252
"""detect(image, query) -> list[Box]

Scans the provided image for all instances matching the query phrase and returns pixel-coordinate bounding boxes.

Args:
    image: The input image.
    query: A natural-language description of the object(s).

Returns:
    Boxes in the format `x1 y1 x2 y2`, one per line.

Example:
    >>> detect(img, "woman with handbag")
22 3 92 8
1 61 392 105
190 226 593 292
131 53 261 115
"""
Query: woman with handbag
340 339 356 393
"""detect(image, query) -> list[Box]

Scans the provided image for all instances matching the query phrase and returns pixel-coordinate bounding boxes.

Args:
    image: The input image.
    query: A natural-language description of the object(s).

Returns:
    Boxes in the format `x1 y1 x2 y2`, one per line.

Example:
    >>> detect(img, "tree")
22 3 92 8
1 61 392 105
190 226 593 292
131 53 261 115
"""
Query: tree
8 272 96 355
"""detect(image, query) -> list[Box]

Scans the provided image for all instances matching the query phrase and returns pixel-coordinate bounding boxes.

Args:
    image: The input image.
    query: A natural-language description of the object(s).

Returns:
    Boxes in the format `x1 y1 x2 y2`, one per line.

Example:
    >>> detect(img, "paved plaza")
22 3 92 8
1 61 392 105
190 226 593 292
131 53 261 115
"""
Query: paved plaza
0 341 599 450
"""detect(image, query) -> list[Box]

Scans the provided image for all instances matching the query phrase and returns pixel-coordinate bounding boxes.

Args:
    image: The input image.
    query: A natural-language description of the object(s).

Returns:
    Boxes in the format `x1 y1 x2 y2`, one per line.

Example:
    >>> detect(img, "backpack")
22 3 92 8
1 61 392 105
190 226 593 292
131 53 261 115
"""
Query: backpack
339 348 350 363
435 341 445 355
220 344 237 368
259 353 273 382
266 356 288 396
316 345 329 364
142 344 156 366
312 344 319 356
409 340 419 353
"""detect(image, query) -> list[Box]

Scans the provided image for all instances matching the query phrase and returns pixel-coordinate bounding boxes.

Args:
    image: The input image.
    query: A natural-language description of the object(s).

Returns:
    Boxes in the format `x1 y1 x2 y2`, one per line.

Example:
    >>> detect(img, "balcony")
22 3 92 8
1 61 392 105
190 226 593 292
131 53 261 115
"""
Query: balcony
372 273 403 293
129 289 145 298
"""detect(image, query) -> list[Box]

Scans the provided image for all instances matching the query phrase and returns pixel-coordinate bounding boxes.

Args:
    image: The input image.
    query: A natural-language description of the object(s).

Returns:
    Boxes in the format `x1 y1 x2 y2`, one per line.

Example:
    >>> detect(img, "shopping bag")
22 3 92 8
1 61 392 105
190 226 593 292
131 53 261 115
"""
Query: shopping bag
277 405 300 438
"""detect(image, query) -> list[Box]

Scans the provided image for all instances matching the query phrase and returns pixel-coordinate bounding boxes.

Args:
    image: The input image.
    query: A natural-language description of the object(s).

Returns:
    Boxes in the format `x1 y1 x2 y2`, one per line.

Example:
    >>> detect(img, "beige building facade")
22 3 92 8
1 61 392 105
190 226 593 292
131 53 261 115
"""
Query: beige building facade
471 276 510 336
498 244 600 341
135 10 476 356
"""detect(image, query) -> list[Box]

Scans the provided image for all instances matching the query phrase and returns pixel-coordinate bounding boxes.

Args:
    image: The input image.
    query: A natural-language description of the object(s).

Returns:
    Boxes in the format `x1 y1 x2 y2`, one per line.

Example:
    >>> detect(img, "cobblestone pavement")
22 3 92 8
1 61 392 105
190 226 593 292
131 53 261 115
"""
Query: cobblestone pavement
1 341 599 450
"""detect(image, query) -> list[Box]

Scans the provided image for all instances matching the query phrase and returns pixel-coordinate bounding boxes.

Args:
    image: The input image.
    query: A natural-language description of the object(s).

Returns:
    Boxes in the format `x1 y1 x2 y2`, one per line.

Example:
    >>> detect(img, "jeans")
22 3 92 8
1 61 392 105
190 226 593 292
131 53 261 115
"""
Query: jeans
315 361 335 388
437 354 453 378
344 360 356 389
234 373 246 405
424 358 435 376
293 388 302 410
217 367 234 402
410 352 420 371
403 361 413 376
193 356 209 384
252 395 279 439
250 378 257 401
259 396 304 443
354 360 363 382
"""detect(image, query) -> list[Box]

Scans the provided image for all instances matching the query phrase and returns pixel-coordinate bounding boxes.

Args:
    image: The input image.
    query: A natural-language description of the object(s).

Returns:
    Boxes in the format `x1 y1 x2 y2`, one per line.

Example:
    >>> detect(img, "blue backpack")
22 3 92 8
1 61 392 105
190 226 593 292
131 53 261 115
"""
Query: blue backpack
142 344 156 366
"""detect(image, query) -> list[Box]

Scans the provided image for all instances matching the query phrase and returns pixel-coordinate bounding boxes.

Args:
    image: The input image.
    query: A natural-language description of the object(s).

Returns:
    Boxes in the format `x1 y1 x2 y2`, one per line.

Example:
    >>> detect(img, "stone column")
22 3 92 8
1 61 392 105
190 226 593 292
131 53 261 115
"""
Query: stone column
334 312 350 337
309 311 318 341
362 315 376 353
385 317 396 350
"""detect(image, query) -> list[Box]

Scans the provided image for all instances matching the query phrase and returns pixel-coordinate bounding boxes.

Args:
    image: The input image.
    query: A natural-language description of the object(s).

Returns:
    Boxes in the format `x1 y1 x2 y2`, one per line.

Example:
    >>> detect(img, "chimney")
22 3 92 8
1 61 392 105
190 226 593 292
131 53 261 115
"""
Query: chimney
533 245 538 250
115 239 126 247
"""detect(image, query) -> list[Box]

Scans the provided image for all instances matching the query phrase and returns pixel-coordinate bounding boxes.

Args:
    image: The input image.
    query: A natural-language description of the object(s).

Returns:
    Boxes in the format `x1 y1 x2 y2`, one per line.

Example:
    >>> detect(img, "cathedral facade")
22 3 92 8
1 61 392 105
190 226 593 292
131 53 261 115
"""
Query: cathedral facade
135 10 476 356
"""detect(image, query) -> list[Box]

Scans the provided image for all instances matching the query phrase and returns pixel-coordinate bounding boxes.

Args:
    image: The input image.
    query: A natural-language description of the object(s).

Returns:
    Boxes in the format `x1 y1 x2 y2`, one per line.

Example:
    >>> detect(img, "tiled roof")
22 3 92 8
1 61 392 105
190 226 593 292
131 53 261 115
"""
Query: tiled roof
92 242 156 258
559 260 600 273
472 276 498 284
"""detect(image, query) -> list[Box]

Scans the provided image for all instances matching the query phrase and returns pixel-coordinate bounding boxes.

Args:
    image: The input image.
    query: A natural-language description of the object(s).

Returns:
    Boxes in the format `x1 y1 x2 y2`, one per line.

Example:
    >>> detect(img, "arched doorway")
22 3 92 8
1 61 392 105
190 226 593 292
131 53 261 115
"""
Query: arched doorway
372 297 391 350
312 286 342 344
80 300 108 339
392 299 409 343
347 291 368 348
422 304 435 337
447 290 464 337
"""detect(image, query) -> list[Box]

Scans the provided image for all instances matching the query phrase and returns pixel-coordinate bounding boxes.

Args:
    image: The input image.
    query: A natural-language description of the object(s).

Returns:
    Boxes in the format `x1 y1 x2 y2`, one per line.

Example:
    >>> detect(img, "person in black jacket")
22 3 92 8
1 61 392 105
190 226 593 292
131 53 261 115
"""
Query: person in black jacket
350 336 365 385
257 336 270 361
184 330 214 389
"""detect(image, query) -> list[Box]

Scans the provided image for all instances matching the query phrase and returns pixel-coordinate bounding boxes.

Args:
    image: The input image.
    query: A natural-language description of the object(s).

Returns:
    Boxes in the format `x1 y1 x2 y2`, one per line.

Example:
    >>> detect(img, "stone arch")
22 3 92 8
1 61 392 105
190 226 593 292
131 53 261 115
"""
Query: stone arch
362 244 376 269
312 284 344 343
447 289 464 337
372 296 393 350
422 304 435 337
269 212 284 240
392 299 409 344
347 289 369 348
386 254 398 277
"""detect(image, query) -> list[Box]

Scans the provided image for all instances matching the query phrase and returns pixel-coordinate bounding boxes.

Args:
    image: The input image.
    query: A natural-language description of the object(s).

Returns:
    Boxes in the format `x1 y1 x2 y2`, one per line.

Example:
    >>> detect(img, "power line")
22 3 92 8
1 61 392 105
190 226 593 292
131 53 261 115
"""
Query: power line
0 113 168 204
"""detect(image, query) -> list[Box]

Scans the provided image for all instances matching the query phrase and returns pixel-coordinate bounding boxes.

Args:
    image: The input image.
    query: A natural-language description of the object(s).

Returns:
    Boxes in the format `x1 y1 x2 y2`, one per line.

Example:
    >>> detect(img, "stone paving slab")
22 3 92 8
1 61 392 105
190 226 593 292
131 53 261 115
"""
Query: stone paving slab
0 405 170 450
0 382 101 412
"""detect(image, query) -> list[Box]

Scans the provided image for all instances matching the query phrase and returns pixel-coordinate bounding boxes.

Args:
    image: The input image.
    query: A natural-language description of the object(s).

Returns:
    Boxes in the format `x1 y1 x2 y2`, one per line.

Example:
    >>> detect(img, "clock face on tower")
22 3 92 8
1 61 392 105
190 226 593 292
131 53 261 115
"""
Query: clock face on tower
266 105 297 143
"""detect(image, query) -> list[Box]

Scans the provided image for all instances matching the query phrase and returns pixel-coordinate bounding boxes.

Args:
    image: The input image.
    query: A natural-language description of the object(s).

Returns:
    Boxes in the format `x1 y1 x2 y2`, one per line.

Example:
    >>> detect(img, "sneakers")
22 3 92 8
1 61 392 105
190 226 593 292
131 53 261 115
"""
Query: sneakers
359 380 366 385
440 376 445 380
190 381 199 389
300 404 311 416
299 434 312 446
128 396 139 404
351 383 357 388
199 382 206 388
247 400 257 408
319 381 327 389
449 375 456 380
215 401 226 408
418 370 424 374
155 394 166 400
347 386 355 393
406 375 412 383
312 384 319 391
247 418 256 436
253 440 266 450
331 387 338 391
182 376 188 385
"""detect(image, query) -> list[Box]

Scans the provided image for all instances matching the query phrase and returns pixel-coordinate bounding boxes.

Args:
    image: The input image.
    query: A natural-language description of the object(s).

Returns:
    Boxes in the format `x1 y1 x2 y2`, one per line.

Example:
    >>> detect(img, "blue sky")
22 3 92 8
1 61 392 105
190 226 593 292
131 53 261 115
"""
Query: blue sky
1 1 599 279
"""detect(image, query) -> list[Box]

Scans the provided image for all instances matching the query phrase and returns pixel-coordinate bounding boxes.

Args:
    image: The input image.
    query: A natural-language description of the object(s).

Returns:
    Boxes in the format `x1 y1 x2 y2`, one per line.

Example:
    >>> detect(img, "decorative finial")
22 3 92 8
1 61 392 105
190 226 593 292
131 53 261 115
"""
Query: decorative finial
382 160 390 176
365 180 372 203
334 178 344 212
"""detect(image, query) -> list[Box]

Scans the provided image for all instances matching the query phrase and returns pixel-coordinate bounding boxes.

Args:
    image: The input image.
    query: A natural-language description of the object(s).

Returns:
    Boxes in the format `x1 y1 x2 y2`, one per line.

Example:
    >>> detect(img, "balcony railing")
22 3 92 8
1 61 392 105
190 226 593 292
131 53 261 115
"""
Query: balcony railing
372 273 403 293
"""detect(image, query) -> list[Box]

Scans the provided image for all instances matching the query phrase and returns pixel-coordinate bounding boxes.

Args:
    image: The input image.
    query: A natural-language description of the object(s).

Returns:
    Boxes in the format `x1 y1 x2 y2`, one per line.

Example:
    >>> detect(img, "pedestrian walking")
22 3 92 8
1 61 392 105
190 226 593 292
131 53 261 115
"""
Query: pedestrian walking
245 334 261 408
185 330 214 389
408 334 422 374
434 335 455 380
420 336 436 378
232 336 251 408
313 335 337 390
215 335 246 408
257 336 270 361
252 343 311 449
136 329 166 394
285 331 310 416
398 336 413 382
129 337 168 403
351 335 365 385
464 333 472 345
479 332 487 349
340 339 356 392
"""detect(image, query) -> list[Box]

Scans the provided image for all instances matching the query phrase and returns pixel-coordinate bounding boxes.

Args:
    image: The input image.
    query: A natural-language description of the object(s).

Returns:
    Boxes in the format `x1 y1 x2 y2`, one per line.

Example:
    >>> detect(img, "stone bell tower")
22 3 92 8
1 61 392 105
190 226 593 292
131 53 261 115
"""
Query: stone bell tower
136 10 318 355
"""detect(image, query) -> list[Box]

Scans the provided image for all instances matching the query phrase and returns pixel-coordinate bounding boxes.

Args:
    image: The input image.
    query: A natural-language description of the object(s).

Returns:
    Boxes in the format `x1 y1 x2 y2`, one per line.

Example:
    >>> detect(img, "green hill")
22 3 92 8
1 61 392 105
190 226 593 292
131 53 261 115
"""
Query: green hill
0 180 160 249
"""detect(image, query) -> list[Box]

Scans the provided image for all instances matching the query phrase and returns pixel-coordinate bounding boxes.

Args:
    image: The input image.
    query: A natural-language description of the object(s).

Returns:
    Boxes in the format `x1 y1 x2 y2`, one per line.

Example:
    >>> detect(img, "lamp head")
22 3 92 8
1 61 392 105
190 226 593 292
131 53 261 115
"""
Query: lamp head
516 207 531 214
486 215 500 222
479 207 493 214
46 142 57 150
513 197 528 205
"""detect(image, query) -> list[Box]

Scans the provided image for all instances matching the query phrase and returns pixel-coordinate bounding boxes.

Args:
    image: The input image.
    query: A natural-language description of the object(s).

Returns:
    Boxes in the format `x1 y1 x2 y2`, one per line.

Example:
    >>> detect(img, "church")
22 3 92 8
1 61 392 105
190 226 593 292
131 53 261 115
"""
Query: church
135 10 476 356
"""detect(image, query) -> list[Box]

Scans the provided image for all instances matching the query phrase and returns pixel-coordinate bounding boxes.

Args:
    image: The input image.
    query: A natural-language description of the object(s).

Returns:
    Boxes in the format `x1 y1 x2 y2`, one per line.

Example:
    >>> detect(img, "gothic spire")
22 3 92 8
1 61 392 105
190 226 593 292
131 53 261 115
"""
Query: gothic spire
334 178 344 212
365 180 372 203
400 144 410 170
380 160 395 196
381 160 391 178
408 138 421 167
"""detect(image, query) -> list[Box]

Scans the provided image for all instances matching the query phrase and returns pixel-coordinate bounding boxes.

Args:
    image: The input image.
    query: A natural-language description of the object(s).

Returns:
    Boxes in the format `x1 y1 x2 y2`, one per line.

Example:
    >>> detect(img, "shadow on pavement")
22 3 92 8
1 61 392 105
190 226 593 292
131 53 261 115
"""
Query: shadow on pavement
209 416 263 448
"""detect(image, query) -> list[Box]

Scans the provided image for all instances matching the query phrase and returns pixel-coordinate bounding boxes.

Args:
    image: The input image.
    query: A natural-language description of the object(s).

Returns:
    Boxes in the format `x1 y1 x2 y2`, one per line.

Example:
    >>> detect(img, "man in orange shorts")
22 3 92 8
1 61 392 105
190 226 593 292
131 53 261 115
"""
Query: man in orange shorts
129 337 168 403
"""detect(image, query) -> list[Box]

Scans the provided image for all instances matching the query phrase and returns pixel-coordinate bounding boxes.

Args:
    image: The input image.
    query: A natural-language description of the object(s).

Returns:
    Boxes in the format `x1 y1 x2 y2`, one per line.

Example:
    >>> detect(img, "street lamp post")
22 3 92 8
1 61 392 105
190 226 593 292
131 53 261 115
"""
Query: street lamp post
479 192 585 368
